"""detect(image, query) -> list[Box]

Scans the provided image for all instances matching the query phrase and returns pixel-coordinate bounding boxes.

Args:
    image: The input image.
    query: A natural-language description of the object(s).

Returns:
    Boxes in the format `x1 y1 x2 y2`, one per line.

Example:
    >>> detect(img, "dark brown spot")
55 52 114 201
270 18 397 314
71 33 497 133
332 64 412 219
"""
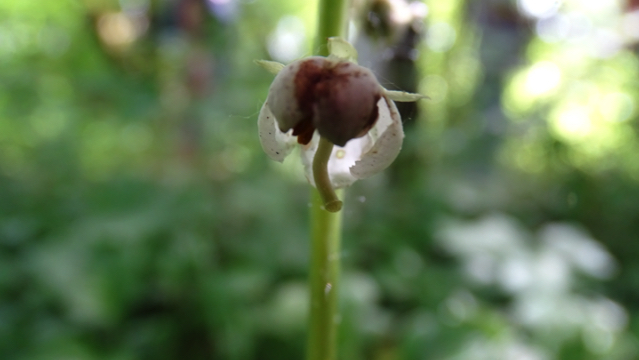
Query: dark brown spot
292 116 315 145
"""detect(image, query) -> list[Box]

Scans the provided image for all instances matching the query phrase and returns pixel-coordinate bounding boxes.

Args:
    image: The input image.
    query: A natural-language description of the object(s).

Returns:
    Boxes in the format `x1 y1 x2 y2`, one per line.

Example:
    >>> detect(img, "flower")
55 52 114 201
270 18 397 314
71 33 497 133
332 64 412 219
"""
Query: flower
256 37 424 210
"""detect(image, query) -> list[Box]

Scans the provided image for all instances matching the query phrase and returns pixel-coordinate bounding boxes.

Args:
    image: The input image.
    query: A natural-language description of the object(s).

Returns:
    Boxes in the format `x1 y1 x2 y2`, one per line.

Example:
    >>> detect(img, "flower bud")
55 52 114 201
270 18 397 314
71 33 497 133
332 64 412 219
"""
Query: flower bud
266 57 383 147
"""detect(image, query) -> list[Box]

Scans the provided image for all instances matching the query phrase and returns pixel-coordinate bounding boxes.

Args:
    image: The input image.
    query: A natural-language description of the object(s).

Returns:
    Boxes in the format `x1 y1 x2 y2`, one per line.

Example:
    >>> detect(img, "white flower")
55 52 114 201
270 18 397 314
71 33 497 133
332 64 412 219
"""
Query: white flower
256 38 424 209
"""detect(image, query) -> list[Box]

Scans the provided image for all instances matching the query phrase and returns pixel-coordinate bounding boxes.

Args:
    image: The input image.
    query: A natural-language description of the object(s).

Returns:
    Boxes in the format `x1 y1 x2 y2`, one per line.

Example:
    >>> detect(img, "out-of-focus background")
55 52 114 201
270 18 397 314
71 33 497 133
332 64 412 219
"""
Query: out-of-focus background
1 0 639 359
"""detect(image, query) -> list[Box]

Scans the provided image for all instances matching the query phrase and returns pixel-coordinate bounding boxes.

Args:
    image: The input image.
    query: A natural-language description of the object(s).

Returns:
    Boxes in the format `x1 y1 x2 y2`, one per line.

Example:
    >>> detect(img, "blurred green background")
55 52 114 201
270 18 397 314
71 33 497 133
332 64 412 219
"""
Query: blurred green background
2 0 639 359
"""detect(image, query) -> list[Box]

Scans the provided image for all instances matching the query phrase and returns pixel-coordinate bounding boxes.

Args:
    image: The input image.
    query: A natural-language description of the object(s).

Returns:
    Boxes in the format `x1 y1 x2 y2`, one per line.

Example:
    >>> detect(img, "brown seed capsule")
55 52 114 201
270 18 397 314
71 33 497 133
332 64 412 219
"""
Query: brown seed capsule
266 57 382 147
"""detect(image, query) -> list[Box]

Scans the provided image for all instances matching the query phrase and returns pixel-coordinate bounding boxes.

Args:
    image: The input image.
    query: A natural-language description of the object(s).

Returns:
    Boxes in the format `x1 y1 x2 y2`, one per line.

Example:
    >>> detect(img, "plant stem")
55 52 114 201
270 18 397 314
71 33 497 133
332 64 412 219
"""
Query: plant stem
313 137 342 212
315 0 348 56
307 188 343 360
307 0 349 359
312 0 348 213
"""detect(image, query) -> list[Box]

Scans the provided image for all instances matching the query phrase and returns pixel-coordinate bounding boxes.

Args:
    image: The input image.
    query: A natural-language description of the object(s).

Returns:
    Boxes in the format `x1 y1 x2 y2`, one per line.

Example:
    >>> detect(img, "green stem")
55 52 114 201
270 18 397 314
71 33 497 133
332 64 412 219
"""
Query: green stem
313 137 342 212
315 0 348 56
307 1 349 359
312 0 348 213
307 188 343 360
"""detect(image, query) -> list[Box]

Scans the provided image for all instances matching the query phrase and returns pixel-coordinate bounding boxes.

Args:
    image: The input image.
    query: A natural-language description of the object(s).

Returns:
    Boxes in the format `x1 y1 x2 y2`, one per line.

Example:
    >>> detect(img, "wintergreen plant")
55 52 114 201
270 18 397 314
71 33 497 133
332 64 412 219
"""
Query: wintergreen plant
257 38 424 212
256 36 423 360
256 2 423 360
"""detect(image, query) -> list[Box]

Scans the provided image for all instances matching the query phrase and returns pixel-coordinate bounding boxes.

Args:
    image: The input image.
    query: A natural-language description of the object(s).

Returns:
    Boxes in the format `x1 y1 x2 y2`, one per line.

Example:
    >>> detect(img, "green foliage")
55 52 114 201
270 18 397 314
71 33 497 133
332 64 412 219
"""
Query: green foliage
1 0 639 359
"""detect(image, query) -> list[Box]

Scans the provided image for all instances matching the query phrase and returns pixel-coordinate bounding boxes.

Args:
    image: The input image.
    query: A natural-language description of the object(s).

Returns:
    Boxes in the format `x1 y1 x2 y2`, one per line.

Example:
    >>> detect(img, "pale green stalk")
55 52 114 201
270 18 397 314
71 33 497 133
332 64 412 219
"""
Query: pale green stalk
315 0 348 56
307 188 343 360
307 0 349 359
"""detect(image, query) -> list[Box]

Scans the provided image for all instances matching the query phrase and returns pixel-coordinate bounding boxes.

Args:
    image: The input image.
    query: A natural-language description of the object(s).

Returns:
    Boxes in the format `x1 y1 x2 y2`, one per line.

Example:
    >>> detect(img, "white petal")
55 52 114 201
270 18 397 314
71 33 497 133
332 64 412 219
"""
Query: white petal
327 37 358 62
258 101 296 162
254 60 286 75
350 96 404 179
300 132 372 189
329 135 373 187
384 89 428 102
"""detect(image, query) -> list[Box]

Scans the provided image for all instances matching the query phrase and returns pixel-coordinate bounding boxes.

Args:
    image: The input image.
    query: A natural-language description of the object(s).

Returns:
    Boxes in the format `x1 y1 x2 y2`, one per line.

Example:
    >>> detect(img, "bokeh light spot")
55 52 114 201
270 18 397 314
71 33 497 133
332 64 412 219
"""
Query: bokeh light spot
97 13 137 47
599 92 634 123
426 22 456 53
525 61 561 96
518 0 561 19
622 10 639 40
552 105 592 139
536 14 570 42
267 16 306 63
589 29 622 59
